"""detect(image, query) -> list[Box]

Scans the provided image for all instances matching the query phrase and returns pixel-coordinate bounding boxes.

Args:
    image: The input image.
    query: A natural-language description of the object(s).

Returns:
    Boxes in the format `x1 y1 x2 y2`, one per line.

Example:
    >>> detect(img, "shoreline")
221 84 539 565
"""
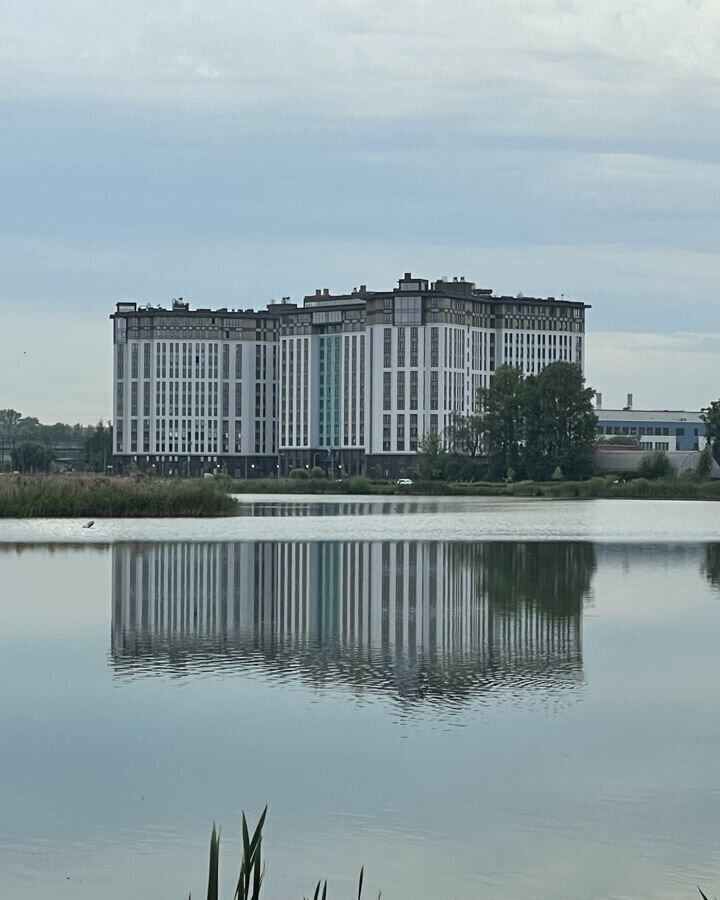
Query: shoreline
1 473 719 518
227 475 720 502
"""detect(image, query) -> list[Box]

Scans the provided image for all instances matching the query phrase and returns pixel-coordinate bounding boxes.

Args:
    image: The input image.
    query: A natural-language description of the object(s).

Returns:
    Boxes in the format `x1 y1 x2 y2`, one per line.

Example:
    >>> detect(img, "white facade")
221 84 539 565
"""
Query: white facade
112 276 588 474
278 275 588 470
112 301 278 472
367 322 495 455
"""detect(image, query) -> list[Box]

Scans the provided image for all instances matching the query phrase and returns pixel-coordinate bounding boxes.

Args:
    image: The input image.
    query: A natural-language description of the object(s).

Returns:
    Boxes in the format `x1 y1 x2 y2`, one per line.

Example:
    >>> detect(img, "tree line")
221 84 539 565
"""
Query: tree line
416 362 598 482
0 409 112 473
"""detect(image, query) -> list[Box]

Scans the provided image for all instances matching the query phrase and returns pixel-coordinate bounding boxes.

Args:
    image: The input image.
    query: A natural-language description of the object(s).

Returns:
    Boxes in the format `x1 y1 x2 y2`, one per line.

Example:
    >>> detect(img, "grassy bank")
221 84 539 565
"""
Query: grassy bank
228 474 720 501
508 476 720 500
0 475 238 518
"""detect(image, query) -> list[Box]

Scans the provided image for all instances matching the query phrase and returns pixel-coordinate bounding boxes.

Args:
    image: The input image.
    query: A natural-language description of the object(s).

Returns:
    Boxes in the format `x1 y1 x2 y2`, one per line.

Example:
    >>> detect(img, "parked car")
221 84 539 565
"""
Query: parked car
396 478 414 486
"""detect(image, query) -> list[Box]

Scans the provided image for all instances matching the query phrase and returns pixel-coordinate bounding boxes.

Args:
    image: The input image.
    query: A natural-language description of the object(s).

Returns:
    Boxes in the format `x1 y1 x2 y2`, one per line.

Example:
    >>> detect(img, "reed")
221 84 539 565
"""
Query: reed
0 474 238 518
195 809 371 900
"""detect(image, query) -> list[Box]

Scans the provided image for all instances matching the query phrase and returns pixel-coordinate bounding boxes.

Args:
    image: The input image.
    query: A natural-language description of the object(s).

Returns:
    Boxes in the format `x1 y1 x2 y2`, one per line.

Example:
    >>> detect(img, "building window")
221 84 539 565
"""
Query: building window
430 370 438 410
383 414 391 452
396 414 405 451
410 370 418 410
383 327 392 368
383 371 391 410
394 296 422 326
396 371 405 410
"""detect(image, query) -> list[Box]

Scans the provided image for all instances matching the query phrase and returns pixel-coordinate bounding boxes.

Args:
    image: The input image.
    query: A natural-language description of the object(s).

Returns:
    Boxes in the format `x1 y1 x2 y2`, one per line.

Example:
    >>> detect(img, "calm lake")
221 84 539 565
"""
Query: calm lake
1 497 719 899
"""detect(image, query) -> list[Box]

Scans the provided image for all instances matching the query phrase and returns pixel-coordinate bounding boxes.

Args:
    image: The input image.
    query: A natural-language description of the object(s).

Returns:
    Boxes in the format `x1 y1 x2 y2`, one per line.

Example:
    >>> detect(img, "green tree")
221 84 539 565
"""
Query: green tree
701 400 720 466
85 421 113 472
481 365 526 480
11 441 55 473
0 409 22 438
446 410 485 457
414 431 449 481
522 363 597 481
695 444 713 481
637 450 672 480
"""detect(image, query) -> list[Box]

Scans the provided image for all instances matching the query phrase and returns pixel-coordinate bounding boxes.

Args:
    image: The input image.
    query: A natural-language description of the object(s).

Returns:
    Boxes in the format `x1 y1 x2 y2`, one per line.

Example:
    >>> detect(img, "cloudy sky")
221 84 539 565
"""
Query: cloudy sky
1 0 719 423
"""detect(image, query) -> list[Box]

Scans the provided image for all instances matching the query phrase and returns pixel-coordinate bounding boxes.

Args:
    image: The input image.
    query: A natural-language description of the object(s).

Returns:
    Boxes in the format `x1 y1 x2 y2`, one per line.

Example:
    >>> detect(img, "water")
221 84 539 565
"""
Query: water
1 497 719 899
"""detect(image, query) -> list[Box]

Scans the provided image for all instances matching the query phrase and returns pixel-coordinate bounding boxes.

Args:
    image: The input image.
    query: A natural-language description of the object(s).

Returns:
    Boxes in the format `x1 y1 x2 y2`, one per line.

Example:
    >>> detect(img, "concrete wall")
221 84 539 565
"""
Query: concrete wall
595 448 720 478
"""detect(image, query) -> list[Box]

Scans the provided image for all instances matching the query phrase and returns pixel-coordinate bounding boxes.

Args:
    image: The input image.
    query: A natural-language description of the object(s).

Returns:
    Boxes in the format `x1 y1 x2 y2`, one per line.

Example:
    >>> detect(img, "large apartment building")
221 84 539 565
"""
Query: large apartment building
278 273 588 476
111 273 588 476
111 298 288 476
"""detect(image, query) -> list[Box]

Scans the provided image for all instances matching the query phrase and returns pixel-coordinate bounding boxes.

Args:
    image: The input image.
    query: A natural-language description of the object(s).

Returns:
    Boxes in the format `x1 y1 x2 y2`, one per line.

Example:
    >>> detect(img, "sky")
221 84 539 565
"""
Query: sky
1 0 719 423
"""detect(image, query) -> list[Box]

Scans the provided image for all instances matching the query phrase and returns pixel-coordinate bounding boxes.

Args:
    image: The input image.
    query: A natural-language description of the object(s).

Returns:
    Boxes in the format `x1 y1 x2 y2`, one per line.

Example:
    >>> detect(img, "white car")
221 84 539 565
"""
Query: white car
396 478 414 486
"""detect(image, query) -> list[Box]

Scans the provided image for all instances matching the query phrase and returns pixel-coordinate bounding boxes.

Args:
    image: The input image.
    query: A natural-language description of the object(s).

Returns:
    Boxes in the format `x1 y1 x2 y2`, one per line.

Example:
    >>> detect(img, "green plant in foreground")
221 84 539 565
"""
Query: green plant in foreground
195 808 373 900
193 806 710 899
197 807 266 900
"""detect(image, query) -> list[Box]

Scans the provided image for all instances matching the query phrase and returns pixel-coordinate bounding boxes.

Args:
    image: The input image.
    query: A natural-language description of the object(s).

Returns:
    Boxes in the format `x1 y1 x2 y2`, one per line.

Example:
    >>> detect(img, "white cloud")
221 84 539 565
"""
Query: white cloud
1 0 720 135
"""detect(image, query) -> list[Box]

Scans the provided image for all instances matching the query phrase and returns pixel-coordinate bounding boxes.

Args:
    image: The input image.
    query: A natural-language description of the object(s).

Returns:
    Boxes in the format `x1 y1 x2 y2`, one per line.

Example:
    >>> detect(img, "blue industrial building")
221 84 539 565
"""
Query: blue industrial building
596 409 706 452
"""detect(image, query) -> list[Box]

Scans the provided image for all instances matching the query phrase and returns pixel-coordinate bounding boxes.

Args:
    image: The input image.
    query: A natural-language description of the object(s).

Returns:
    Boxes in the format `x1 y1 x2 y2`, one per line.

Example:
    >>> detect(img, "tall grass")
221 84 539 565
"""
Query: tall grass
0 474 238 518
197 809 370 900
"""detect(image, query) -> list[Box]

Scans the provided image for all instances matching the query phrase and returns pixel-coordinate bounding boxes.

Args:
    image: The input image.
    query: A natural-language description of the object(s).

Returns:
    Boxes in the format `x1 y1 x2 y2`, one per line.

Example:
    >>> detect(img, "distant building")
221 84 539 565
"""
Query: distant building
277 273 589 476
110 298 289 476
596 409 706 452
110 274 589 476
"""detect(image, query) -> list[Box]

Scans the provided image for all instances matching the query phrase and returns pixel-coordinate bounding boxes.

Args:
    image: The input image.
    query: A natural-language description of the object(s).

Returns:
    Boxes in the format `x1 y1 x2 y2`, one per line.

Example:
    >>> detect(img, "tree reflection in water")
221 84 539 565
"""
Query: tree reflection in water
702 543 720 592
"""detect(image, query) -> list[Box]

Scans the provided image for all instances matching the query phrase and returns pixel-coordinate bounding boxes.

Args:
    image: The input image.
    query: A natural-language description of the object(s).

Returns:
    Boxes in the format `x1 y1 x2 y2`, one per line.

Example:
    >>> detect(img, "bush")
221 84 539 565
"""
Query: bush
696 445 713 481
310 466 326 479
637 451 672 480
289 468 310 479
550 465 564 481
347 475 372 493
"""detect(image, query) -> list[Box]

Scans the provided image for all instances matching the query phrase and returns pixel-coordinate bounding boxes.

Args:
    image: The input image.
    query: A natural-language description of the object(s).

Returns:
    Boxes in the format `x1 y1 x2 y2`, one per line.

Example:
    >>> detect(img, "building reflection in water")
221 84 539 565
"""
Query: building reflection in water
111 541 594 708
